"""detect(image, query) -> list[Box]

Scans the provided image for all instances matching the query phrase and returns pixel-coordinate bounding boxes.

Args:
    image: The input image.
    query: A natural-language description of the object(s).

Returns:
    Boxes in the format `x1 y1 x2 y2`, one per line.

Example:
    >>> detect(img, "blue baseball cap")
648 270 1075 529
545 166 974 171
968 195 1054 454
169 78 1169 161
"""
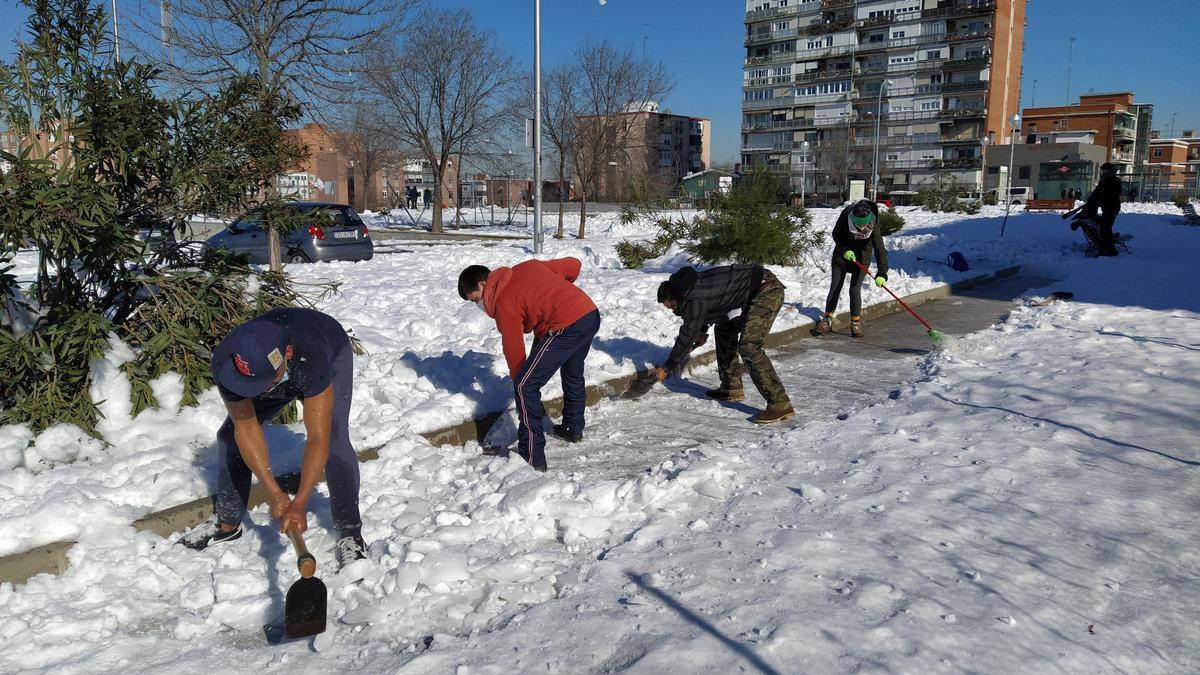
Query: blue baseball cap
211 320 289 398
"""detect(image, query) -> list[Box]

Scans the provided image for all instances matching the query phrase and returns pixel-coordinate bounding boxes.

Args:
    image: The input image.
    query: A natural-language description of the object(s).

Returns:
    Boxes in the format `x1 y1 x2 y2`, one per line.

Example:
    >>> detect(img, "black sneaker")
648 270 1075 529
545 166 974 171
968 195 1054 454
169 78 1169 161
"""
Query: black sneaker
550 424 582 443
335 535 367 568
180 523 243 551
533 464 549 473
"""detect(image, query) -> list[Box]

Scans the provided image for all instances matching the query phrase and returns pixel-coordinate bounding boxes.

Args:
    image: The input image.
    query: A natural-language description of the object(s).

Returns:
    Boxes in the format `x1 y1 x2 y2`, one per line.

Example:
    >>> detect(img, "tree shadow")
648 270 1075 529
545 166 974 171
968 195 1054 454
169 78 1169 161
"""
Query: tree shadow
931 393 1199 467
1096 330 1200 353
624 570 783 675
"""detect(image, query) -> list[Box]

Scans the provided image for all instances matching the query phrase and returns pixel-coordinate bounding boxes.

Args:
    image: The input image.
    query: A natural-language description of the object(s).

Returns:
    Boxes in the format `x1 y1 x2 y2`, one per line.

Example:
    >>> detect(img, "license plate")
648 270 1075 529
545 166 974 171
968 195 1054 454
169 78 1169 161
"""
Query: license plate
333 230 357 239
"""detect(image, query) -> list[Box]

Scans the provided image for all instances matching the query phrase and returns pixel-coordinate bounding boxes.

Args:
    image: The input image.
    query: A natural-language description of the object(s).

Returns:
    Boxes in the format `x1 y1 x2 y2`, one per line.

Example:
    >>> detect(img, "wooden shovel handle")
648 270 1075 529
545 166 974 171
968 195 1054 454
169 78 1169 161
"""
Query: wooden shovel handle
287 528 317 578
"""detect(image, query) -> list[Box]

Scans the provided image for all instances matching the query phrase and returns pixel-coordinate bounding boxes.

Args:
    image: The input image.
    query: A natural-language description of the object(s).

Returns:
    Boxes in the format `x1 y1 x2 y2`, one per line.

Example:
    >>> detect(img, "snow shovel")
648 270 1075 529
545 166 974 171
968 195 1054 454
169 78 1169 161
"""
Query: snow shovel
621 334 709 400
283 528 327 639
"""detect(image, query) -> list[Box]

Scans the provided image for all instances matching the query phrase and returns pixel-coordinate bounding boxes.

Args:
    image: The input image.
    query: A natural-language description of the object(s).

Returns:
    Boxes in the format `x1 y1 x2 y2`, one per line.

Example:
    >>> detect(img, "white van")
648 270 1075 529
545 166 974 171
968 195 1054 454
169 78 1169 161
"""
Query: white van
960 187 1033 205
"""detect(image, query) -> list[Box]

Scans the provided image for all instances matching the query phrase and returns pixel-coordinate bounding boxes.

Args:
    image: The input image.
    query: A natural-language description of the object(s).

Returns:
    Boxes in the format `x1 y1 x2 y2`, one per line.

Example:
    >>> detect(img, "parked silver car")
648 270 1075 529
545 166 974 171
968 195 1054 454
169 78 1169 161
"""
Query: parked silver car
206 202 373 264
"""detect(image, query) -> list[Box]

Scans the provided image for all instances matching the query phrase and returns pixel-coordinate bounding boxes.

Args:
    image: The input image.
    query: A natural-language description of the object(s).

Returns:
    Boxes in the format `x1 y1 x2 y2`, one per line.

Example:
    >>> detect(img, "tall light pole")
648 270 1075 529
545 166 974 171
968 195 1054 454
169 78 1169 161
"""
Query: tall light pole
111 0 121 61
532 0 543 254
870 79 892 201
1000 113 1021 237
800 140 810 208
979 135 990 203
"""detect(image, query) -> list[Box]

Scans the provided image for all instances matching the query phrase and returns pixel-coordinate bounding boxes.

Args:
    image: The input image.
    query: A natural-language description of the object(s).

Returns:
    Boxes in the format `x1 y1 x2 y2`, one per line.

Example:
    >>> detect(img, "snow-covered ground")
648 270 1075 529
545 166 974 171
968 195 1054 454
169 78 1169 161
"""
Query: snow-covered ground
1 202 1198 672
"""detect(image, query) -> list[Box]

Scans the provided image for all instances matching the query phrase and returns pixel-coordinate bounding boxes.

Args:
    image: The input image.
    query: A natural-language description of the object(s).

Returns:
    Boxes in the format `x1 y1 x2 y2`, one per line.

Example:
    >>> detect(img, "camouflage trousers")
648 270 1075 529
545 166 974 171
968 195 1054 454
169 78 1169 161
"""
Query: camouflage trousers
714 278 790 407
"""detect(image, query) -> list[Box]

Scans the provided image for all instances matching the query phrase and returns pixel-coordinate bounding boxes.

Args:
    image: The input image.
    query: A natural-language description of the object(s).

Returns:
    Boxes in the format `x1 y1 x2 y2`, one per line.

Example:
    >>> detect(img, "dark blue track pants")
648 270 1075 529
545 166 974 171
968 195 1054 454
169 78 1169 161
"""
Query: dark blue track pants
514 309 601 467
215 348 361 538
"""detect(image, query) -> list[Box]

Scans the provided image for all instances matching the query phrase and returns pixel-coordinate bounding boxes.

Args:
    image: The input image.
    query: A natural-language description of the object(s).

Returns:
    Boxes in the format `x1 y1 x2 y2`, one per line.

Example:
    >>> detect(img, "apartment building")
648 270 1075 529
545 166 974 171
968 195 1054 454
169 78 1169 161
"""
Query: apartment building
1021 93 1153 177
1146 131 1200 200
580 104 711 201
741 0 1025 199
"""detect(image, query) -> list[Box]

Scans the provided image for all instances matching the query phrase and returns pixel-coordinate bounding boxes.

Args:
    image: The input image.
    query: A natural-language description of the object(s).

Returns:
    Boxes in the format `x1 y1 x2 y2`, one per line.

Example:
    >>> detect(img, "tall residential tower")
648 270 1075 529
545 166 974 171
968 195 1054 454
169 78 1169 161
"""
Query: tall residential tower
742 0 1026 199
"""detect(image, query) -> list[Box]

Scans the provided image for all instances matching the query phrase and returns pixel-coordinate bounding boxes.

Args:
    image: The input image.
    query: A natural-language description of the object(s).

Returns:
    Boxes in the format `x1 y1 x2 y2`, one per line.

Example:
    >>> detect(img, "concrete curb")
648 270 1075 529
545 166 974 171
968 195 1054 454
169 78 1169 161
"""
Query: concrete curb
0 266 1020 585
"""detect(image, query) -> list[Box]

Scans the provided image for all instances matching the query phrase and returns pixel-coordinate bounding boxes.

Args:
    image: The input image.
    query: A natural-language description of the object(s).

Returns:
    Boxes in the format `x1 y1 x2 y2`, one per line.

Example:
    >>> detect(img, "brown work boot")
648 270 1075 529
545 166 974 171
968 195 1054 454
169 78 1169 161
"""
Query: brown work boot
706 387 746 401
850 320 863 338
810 317 832 336
752 403 795 424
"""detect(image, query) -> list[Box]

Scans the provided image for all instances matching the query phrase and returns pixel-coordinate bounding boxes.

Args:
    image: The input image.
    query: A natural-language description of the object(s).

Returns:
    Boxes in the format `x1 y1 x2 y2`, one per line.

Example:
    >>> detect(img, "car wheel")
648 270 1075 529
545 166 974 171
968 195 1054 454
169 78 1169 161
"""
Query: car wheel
288 250 310 263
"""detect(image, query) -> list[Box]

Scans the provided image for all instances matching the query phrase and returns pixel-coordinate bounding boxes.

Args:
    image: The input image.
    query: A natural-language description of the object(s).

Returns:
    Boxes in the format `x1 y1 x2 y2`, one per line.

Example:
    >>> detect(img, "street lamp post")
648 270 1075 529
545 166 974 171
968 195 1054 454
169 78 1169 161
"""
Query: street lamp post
800 140 810 208
1000 113 1021 237
532 0 543 254
870 79 892 201
979 136 990 206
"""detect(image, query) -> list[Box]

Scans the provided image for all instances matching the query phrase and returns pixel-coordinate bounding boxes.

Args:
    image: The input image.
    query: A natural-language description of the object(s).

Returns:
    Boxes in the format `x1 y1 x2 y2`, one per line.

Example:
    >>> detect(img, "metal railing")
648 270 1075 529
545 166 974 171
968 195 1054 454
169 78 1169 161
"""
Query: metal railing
741 118 814 132
742 97 795 110
746 28 799 46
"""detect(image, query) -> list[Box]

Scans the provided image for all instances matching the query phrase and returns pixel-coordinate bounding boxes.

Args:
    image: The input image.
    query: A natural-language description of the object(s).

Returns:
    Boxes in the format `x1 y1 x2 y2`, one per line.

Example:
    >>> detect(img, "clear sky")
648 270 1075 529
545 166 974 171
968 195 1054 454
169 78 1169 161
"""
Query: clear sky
2 0 1197 162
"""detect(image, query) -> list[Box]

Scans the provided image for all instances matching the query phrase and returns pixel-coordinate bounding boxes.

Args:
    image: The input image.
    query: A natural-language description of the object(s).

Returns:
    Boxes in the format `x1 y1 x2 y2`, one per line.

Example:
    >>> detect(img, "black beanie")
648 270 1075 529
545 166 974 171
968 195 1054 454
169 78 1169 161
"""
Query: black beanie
658 266 699 303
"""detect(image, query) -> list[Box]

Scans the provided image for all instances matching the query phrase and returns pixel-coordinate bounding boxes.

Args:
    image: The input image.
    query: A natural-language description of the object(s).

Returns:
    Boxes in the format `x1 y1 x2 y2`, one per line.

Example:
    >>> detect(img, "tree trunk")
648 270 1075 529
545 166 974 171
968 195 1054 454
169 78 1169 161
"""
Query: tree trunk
577 190 588 239
267 227 283 272
452 158 463 229
555 160 565 239
431 157 446 234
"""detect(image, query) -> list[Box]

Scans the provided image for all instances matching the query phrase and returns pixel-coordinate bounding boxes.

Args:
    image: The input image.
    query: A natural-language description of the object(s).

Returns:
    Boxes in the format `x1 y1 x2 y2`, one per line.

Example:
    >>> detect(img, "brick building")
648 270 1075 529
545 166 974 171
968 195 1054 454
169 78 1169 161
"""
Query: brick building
1020 93 1154 178
1146 131 1200 200
579 104 711 202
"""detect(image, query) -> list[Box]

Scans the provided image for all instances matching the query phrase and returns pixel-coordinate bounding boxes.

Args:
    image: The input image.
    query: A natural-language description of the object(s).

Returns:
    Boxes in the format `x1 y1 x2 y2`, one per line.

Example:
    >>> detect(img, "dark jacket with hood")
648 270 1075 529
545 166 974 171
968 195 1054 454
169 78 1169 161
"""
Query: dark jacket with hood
662 264 776 370
831 199 890 278
1083 171 1122 217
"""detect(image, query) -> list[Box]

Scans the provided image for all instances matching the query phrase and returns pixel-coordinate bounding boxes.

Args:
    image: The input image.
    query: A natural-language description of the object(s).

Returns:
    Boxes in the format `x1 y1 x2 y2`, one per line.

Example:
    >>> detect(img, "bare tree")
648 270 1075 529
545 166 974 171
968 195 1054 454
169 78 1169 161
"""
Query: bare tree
569 40 672 239
129 0 415 105
327 103 403 212
362 8 521 234
539 65 583 239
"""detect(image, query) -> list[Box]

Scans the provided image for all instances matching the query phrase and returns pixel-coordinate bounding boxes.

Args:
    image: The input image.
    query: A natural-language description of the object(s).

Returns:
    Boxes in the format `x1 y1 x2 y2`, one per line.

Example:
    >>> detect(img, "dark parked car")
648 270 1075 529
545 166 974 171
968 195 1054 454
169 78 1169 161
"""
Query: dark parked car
206 202 373 264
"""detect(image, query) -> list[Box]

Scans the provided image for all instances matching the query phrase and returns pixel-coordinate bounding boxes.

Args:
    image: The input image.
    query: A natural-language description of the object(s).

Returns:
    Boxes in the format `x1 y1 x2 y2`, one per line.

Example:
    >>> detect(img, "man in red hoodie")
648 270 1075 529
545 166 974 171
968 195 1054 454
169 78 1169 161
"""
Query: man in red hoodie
458 258 601 471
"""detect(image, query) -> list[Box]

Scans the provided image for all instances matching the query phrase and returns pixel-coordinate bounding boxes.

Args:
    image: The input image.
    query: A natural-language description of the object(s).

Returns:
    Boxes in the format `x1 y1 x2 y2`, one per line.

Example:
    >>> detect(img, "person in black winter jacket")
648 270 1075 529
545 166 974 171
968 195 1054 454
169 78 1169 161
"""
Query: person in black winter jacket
813 199 890 338
654 264 794 424
1081 162 1122 256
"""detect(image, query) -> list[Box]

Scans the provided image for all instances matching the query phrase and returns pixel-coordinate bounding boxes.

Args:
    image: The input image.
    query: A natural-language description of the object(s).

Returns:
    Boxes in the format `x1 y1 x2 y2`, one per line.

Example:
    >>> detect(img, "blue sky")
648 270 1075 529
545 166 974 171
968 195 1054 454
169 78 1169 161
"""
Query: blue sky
2 0 1197 162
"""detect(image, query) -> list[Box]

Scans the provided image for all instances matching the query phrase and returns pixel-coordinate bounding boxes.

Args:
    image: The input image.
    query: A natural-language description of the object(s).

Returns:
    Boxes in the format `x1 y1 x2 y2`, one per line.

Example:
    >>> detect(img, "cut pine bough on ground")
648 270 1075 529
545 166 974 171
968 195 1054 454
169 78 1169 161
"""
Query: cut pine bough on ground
0 266 1022 586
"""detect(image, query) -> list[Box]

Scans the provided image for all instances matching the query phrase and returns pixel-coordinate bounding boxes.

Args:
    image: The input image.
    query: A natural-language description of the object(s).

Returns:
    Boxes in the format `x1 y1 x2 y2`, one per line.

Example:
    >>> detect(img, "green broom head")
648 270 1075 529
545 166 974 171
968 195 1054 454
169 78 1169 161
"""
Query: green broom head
927 329 944 344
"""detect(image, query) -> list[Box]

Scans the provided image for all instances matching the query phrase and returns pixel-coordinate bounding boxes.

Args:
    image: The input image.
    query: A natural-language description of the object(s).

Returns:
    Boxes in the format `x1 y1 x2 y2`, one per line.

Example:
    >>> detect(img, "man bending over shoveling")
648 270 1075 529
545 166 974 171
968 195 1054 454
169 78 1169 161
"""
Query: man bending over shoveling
187 308 366 568
458 258 601 472
654 264 795 424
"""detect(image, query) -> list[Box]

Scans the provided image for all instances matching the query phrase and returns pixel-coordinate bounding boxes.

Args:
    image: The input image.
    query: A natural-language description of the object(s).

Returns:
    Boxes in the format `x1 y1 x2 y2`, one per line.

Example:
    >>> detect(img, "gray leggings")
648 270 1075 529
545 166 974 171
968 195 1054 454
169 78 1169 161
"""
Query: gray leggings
214 348 360 538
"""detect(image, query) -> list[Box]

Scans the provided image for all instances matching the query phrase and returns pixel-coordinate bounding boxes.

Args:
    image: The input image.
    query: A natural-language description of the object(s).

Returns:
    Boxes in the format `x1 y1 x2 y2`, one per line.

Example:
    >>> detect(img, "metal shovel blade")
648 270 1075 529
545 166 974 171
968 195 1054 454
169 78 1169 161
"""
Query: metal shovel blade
621 373 659 400
283 575 327 639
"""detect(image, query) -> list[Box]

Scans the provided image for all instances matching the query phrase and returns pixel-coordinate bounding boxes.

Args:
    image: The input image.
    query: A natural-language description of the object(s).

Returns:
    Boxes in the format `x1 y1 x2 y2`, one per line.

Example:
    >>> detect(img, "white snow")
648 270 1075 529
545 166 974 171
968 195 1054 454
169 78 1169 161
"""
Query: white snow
1 203 1199 672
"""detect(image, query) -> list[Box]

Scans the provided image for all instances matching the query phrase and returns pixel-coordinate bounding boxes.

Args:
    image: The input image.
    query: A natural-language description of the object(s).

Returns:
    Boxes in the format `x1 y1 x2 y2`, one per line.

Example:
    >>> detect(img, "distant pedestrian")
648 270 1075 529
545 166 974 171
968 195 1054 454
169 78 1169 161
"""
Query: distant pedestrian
1080 162 1122 256
423 188 432 208
458 258 601 471
1061 189 1068 200
813 199 890 339
654 264 794 424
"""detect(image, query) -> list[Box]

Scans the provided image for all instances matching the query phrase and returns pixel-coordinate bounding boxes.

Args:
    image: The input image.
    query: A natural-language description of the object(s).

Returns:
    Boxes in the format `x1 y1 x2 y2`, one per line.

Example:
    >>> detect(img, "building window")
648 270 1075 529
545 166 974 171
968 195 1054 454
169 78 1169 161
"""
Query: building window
887 153 899 160
920 101 940 110
775 21 789 31
868 33 885 43
1152 148 1163 158
1018 166 1031 179
807 39 823 49
930 74 942 84
987 166 999 175
926 50 942 59
892 31 906 39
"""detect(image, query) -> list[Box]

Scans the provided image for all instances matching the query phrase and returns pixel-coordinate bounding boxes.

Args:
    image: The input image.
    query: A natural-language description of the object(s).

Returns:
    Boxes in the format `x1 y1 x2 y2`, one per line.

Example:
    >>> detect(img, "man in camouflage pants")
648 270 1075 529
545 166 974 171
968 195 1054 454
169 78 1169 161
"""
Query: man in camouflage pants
654 264 794 424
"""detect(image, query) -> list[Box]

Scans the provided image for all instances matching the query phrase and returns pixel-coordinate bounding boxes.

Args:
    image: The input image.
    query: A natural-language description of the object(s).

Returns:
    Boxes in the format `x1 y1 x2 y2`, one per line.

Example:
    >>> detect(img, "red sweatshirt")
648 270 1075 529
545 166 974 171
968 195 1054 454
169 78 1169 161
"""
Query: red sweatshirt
481 257 597 377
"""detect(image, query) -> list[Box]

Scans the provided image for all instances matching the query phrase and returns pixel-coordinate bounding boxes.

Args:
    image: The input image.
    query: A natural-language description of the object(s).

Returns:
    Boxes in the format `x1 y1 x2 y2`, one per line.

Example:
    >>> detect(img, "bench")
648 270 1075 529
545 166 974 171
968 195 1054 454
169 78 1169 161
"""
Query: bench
1183 202 1200 225
1025 198 1075 211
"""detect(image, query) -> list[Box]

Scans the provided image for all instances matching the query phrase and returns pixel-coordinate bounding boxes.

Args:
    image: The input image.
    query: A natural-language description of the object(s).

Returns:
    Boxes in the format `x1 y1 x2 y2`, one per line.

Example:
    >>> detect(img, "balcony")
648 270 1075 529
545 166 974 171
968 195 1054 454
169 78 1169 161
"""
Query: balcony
794 68 854 84
942 80 989 93
947 28 994 42
742 97 796 111
853 110 940 125
741 118 813 132
1112 127 1136 142
793 44 856 61
939 107 986 120
943 55 990 70
822 0 855 8
744 52 800 66
745 5 803 23
746 28 799 46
